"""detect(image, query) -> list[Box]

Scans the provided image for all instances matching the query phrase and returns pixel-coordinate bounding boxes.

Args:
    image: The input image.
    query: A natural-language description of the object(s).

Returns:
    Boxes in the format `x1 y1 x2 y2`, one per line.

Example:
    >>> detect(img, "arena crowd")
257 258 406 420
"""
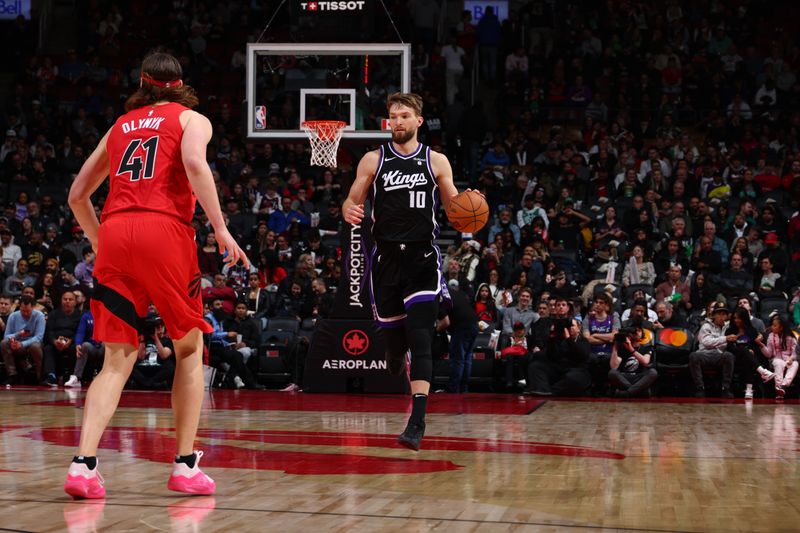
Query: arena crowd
0 1 798 398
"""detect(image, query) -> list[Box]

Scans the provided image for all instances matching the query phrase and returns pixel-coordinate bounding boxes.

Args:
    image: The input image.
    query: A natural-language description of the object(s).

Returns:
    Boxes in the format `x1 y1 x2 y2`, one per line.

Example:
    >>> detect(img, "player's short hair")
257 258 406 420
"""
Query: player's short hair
125 51 199 111
387 92 423 116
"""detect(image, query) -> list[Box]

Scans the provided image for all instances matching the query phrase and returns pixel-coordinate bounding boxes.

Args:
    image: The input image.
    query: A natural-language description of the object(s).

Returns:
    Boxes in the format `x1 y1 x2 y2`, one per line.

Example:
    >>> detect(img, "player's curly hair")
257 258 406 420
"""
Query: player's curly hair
125 52 199 111
386 92 423 116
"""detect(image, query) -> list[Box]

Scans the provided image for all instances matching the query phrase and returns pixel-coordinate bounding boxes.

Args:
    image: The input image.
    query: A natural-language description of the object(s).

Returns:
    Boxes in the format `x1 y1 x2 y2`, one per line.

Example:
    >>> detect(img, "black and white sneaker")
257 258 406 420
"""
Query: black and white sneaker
398 420 425 451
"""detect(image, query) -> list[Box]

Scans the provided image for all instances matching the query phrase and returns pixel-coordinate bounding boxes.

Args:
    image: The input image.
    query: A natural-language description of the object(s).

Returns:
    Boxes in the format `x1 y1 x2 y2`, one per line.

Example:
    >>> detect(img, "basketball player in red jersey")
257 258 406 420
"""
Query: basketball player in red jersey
63 52 249 499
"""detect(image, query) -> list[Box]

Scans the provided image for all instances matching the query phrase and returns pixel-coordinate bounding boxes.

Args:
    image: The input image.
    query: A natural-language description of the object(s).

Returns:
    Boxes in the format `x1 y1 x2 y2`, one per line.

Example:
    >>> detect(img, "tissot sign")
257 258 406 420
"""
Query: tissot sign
300 1 365 11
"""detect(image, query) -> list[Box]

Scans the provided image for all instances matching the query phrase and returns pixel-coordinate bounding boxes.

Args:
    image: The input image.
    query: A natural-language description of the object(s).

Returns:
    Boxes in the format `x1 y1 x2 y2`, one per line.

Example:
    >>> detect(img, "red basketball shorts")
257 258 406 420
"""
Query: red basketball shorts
91 212 212 346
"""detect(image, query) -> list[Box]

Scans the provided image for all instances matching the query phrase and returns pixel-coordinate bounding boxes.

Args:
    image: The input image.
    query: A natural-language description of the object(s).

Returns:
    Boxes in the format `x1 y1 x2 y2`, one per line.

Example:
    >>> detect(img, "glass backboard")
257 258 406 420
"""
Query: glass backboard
246 43 411 141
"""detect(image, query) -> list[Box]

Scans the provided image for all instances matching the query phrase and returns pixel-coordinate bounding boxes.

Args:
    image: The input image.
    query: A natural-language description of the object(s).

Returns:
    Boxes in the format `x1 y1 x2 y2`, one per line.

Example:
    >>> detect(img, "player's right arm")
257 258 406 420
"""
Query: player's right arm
181 110 250 268
68 128 112 253
342 150 380 225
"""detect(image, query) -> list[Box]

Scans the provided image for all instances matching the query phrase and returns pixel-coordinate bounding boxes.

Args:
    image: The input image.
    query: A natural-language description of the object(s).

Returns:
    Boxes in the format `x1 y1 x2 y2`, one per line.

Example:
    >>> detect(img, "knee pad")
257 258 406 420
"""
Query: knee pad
407 327 433 382
382 327 409 375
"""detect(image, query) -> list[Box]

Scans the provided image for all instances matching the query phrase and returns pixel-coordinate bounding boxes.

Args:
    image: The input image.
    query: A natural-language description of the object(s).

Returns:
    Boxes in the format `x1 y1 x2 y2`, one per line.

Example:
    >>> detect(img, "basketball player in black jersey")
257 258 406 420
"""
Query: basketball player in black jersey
344 92 472 450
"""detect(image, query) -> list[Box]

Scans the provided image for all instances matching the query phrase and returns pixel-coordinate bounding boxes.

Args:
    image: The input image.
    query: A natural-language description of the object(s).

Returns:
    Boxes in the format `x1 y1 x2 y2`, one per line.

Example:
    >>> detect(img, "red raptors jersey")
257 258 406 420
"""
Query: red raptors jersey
104 102 196 224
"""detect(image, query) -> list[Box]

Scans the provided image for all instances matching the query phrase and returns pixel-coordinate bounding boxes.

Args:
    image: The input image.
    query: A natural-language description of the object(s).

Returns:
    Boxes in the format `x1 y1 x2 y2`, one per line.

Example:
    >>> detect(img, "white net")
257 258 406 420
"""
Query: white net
301 121 346 167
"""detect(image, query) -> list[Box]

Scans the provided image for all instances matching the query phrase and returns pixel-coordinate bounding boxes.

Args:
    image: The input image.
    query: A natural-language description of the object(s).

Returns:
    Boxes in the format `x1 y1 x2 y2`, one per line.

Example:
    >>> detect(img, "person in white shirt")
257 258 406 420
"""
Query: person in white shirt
440 34 466 105
0 229 22 278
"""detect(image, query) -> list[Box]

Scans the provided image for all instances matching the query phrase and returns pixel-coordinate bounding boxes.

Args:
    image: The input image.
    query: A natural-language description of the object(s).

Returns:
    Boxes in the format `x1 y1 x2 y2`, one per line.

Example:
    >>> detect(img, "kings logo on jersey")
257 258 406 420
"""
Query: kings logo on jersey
380 170 428 191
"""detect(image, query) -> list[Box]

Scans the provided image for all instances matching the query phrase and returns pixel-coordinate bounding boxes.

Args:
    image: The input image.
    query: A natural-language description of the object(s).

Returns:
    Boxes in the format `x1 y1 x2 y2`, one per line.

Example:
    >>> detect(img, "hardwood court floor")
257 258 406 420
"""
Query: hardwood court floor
0 388 797 533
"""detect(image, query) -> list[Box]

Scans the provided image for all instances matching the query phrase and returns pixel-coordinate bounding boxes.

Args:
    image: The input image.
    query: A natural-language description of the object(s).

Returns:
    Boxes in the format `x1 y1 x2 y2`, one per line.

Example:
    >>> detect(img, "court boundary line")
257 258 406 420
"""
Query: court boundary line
527 400 548 414
1 497 694 533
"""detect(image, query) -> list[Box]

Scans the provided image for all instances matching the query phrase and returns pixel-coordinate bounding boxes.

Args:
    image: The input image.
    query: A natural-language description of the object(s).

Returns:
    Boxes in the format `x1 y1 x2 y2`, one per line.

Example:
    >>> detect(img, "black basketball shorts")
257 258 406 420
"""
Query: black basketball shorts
369 241 445 328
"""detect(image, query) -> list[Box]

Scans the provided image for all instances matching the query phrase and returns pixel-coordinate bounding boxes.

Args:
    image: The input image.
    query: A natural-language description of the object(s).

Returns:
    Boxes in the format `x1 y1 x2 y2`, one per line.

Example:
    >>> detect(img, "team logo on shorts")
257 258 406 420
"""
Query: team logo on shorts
188 272 203 299
342 329 369 356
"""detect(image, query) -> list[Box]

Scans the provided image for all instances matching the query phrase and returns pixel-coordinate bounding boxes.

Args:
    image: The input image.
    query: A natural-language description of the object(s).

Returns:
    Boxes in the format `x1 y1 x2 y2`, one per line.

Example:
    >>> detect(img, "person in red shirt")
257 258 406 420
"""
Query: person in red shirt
64 52 248 499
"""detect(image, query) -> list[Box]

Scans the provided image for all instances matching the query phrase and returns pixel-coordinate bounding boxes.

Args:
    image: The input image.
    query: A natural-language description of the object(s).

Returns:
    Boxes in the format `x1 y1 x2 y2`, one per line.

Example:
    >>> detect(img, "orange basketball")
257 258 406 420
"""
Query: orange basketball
446 190 489 233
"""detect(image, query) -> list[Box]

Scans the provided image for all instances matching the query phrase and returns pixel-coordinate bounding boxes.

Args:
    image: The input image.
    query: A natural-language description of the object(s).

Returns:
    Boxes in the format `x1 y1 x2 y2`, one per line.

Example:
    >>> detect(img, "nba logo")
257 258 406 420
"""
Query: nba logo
380 118 391 130
255 106 267 130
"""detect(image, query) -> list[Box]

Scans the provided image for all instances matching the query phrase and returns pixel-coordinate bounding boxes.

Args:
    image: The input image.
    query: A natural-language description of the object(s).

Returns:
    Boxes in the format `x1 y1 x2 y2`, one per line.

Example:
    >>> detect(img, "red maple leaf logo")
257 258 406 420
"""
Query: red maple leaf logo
342 329 369 356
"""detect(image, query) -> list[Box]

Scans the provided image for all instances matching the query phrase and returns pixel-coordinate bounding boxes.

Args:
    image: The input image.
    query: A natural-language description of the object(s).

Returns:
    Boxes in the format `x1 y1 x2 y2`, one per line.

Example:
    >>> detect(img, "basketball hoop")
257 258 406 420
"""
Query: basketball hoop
301 120 346 167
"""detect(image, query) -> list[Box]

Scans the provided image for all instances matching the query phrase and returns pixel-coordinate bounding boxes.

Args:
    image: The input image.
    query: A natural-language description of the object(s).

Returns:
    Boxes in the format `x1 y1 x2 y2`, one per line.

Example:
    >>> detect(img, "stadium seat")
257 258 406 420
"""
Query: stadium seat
265 317 300 333
654 328 695 396
759 296 789 322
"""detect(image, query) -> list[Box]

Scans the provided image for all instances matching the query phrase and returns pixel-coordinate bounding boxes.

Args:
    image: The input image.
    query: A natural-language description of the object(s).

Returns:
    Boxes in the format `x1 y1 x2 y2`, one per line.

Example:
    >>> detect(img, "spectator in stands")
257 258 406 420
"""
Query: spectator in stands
64 308 103 388
692 235 722 275
621 299 656 330
271 281 307 320
202 273 237 316
757 232 788 277
755 256 785 298
4 258 36 297
582 292 619 386
756 315 798 399
476 6 501 82
501 287 537 337
32 271 55 314
224 301 260 367
737 296 765 334
198 232 222 277
452 240 481 285
609 325 658 398
0 294 12 333
1 294 45 385
41 290 81 386
716 253 754 300
304 278 334 320
726 307 773 398
622 244 656 287
474 283 497 331
654 238 690 282
655 264 691 313
654 300 687 330
525 315 591 396
441 33 466 105
242 272 272 319
73 246 95 288
696 221 729 265
205 298 263 390
63 226 90 263
689 302 735 398
268 197 309 235
488 208 521 246
129 316 175 390
1 228 22 277
689 271 717 313
441 279 479 393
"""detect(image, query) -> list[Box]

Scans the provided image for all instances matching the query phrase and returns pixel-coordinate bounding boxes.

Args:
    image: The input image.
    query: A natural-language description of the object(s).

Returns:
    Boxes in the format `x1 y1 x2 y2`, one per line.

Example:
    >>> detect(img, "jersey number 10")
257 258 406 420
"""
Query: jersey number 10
118 136 159 182
408 190 426 208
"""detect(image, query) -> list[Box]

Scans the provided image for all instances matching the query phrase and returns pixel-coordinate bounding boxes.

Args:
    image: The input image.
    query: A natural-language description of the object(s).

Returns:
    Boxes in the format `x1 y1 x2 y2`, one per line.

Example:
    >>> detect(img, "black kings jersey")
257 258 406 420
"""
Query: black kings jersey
371 143 439 243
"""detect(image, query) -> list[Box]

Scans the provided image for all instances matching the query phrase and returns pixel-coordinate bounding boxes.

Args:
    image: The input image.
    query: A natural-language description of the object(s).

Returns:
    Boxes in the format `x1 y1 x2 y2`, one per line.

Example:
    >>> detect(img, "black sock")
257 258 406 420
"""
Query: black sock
409 393 428 425
175 453 196 469
73 456 97 470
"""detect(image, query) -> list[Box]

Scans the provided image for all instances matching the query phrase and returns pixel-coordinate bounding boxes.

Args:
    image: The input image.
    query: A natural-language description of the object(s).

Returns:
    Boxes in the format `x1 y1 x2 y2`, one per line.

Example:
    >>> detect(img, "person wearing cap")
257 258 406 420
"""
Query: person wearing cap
757 232 788 277
452 240 481 283
63 226 91 263
688 301 736 398
318 200 342 237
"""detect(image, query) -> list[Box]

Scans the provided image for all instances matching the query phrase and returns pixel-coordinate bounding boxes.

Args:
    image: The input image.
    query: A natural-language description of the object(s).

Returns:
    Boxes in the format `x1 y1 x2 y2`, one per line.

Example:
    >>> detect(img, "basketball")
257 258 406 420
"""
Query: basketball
446 190 490 233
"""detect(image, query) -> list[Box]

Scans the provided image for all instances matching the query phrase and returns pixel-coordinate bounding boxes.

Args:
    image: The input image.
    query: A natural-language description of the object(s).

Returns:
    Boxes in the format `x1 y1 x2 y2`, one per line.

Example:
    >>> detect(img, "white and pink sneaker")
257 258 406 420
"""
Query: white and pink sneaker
167 451 216 495
64 461 105 500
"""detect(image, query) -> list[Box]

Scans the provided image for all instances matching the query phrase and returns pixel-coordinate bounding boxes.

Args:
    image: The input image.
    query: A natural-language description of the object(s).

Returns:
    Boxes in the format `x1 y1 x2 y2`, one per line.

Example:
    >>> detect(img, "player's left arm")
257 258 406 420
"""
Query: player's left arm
432 151 459 212
68 128 112 252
